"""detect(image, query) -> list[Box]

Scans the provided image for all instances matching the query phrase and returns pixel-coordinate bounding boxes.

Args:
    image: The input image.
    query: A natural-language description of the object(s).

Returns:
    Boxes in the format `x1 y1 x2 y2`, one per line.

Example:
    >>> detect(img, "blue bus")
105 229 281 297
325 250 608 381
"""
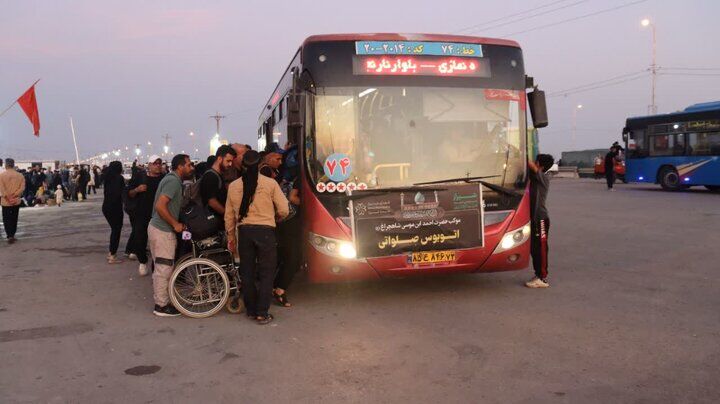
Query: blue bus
623 101 720 192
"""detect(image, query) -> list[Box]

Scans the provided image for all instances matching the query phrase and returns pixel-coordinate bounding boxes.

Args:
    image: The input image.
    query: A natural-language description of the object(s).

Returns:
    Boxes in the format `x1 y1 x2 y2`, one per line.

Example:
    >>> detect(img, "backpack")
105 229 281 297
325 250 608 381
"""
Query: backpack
180 170 222 240
122 171 145 215
277 178 298 222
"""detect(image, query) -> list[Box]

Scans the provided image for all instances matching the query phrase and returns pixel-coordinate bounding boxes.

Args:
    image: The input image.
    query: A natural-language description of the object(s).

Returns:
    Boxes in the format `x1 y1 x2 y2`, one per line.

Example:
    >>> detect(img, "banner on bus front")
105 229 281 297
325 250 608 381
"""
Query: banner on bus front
349 184 484 258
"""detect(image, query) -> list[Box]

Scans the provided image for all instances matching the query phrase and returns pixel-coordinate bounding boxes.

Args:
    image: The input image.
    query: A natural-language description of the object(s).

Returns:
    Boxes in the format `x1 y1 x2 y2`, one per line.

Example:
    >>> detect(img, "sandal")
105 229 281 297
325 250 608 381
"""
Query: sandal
273 291 292 307
255 314 274 325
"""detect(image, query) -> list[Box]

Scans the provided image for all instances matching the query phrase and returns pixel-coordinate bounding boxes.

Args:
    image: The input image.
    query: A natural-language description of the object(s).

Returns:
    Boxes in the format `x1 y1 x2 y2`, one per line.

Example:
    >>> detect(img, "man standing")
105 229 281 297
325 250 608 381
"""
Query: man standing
604 145 620 191
200 145 236 231
223 143 251 186
259 151 283 179
148 154 194 317
0 158 26 244
526 154 554 288
128 155 165 276
225 150 289 324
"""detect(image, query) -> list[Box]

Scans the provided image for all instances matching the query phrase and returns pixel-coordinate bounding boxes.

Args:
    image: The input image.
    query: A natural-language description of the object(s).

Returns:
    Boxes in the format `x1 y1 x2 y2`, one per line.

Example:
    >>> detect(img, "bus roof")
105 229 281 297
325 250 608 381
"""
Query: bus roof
625 101 720 130
302 33 520 48
683 101 720 113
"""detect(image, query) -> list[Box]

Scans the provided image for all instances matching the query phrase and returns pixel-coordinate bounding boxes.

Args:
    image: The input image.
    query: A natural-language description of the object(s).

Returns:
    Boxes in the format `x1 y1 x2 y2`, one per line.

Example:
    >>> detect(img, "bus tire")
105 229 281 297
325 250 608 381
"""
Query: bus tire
659 167 682 191
620 175 628 184
706 185 720 193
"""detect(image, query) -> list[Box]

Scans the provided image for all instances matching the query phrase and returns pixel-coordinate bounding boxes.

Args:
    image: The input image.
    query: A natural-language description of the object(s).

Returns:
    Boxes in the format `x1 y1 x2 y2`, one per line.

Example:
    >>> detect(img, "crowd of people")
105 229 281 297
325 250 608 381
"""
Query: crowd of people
3 138 554 321
100 141 301 324
0 158 107 243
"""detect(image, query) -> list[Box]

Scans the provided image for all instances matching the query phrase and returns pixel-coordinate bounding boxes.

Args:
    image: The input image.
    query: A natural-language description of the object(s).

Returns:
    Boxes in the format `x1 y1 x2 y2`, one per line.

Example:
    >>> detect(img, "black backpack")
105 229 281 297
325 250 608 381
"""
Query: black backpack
179 170 222 240
122 171 145 215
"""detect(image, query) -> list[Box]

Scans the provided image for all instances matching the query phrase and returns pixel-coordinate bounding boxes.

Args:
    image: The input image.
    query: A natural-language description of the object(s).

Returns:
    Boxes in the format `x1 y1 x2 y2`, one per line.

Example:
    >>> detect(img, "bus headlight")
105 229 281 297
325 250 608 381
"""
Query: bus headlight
493 222 531 254
309 232 357 259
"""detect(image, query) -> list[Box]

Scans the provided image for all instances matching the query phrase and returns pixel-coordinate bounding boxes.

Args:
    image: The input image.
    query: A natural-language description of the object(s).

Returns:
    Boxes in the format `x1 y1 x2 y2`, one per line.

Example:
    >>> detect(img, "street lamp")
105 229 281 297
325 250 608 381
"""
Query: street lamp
641 18 657 114
572 104 583 149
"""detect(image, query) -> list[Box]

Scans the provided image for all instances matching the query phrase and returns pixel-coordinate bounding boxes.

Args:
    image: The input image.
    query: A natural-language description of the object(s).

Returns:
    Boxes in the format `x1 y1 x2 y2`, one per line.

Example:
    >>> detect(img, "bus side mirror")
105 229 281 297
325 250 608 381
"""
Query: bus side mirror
527 88 549 128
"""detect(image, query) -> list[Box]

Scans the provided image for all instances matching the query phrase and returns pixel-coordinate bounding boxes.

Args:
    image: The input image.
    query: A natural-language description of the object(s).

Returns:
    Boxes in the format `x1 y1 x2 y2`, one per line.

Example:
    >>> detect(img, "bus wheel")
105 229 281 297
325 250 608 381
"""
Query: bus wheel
620 175 628 184
706 185 720 193
659 167 682 191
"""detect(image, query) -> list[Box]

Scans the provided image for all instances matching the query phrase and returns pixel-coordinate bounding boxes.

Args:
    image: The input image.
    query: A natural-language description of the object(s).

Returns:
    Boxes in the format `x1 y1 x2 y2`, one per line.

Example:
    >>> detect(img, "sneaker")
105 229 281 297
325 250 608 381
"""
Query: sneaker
127 253 138 261
8 237 16 244
525 277 550 288
107 254 123 264
138 263 149 276
153 304 181 317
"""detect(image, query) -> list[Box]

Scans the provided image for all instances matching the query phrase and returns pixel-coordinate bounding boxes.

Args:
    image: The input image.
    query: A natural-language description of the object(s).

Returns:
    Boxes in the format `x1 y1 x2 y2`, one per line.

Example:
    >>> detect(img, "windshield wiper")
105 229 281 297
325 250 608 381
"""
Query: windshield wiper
413 175 521 198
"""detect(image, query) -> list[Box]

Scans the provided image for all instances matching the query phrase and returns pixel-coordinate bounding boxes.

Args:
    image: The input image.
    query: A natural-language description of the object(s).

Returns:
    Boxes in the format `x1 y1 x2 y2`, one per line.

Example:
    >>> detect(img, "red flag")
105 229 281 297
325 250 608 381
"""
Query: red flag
17 83 40 136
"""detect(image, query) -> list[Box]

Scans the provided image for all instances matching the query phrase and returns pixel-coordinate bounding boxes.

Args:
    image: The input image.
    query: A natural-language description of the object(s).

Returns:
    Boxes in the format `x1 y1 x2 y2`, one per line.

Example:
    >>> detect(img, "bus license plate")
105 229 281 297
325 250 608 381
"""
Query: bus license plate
410 250 456 264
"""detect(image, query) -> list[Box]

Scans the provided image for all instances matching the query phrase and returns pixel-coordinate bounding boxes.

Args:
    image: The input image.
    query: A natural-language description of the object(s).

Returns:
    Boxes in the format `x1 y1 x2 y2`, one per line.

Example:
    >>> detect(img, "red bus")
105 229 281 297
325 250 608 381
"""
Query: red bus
258 34 548 282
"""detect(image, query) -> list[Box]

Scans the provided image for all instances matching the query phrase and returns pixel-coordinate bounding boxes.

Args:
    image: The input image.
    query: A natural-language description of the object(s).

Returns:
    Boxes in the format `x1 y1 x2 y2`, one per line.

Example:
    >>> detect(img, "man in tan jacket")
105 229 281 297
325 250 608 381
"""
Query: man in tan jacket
0 158 26 244
225 150 289 324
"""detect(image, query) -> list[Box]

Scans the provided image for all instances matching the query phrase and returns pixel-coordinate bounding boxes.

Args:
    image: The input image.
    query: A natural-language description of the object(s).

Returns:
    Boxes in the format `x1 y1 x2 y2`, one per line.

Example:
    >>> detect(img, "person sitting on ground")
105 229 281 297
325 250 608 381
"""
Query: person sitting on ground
526 153 554 289
225 150 289 325
149 154 195 317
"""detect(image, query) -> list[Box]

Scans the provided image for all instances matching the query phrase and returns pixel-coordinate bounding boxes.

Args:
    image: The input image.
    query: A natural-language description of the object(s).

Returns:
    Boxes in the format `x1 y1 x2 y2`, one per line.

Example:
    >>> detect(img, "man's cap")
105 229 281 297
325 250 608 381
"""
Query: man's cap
242 150 261 166
148 155 162 163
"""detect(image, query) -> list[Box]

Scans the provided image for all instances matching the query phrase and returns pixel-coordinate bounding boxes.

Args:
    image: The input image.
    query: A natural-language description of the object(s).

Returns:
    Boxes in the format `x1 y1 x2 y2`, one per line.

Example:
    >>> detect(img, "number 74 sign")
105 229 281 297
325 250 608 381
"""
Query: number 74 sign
323 153 352 182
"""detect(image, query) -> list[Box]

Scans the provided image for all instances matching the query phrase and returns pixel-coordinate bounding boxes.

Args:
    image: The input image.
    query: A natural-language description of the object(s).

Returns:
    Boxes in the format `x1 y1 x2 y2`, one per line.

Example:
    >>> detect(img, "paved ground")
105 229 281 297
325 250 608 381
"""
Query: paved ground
1 179 719 403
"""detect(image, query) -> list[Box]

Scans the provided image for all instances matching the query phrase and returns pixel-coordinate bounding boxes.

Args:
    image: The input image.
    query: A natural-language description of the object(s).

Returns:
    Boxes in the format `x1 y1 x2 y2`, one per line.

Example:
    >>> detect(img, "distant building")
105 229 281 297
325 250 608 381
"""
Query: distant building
14 160 63 171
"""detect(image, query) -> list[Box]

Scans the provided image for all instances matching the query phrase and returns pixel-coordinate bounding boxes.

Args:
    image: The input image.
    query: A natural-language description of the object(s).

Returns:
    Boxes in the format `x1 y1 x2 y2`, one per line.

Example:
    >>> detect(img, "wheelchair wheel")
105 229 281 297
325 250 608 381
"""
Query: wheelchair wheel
169 258 229 318
225 293 243 314
175 253 194 268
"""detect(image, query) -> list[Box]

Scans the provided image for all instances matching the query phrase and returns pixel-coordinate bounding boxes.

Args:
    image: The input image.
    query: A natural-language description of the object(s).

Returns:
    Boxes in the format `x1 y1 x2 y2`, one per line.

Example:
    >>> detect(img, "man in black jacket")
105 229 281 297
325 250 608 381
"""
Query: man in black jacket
200 145 236 233
128 156 165 276
604 145 621 190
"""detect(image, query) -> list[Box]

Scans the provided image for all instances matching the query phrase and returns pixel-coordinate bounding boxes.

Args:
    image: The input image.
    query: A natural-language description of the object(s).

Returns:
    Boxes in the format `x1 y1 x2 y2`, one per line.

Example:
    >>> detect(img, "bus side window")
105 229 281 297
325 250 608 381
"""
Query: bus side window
649 134 670 156
689 132 720 155
673 133 686 156
630 130 646 157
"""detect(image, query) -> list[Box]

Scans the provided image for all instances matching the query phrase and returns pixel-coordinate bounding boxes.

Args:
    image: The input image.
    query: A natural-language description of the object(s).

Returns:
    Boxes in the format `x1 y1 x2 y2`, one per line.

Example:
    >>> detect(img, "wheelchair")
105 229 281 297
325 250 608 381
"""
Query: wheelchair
168 234 242 318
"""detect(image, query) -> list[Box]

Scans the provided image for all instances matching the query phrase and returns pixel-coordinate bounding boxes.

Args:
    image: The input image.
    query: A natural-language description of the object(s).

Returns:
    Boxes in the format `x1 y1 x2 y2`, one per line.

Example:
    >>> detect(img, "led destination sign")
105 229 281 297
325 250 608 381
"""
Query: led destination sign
352 56 491 77
355 41 483 58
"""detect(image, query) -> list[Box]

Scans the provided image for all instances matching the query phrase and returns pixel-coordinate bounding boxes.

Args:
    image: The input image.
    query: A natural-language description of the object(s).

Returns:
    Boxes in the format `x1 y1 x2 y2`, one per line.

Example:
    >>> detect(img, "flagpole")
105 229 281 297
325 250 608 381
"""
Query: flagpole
69 116 81 165
0 79 40 119
0 101 17 118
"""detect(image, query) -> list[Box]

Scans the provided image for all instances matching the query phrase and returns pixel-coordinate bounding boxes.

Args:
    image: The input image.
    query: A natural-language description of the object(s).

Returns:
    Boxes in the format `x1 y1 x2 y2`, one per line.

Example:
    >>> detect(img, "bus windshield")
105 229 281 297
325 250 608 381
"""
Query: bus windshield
308 86 526 190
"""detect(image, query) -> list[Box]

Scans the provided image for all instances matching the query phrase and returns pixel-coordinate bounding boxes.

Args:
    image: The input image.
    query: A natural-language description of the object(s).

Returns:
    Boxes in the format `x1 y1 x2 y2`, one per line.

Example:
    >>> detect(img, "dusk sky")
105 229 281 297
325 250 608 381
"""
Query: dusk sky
1 0 719 161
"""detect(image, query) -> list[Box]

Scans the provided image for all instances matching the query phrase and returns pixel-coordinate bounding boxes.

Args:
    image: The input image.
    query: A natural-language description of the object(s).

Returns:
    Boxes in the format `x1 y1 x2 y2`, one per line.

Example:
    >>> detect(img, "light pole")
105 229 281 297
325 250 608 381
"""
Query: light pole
572 104 583 149
189 131 197 159
641 18 657 114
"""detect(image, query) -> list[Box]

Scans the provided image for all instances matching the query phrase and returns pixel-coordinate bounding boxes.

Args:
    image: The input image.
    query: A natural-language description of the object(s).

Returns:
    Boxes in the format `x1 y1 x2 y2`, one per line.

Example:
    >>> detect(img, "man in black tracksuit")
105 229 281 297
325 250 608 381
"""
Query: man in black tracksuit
604 146 621 190
526 154 554 288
